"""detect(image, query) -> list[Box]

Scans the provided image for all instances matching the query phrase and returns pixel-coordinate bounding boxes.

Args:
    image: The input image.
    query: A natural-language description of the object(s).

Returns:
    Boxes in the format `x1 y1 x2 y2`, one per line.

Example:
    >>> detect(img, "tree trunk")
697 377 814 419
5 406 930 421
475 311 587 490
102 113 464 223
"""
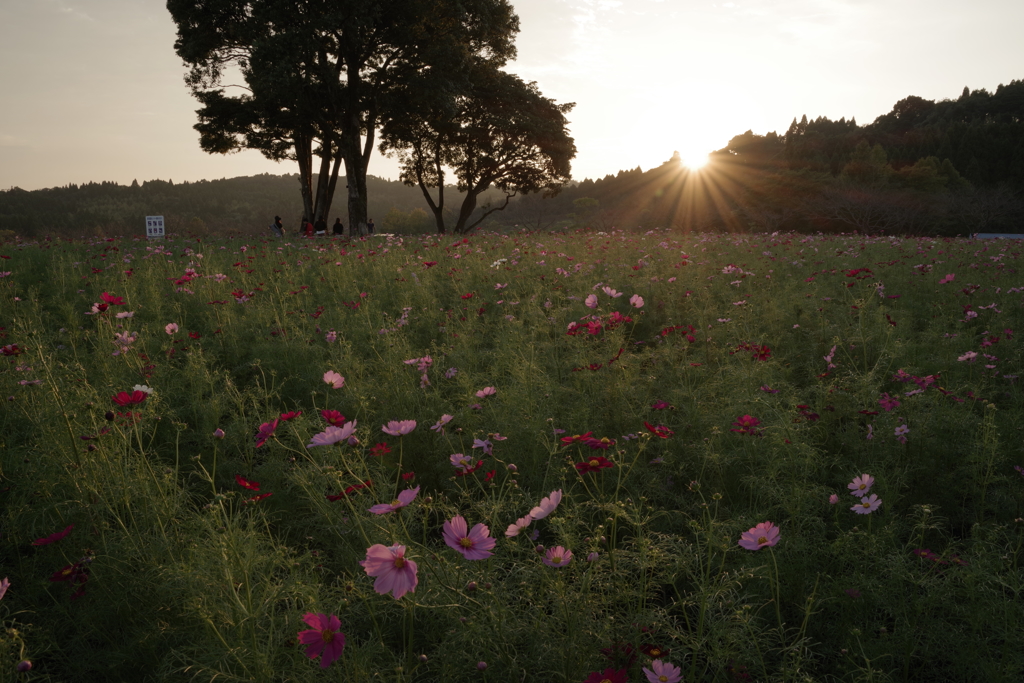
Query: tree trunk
312 131 333 221
323 153 343 224
295 133 315 226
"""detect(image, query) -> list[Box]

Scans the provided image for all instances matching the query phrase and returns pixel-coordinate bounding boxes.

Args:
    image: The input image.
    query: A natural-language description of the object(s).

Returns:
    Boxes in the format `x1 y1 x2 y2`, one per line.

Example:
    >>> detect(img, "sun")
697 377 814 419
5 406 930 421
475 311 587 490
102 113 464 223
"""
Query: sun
679 147 710 170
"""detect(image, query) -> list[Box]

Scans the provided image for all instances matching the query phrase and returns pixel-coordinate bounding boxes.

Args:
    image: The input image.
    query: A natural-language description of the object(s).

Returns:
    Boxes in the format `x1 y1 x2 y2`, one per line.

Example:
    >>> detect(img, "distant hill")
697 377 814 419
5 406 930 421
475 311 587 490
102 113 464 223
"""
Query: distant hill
4 80 1022 238
0 173 500 238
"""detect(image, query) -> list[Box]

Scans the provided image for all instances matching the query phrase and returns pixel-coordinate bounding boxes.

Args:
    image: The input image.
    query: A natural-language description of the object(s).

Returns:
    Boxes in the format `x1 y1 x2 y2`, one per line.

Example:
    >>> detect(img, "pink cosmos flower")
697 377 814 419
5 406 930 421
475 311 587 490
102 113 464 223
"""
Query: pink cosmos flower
529 490 563 520
543 546 573 567
847 474 874 497
584 294 599 309
255 419 279 448
382 420 416 436
643 659 682 683
165 323 178 335
360 544 418 599
851 494 882 514
602 286 623 298
442 515 496 560
0 577 9 601
368 486 420 514
629 294 644 308
737 521 780 551
958 351 977 362
297 612 345 668
475 386 497 398
829 494 839 505
431 414 454 434
939 273 955 284
472 438 493 455
505 515 532 537
450 453 474 471
307 421 358 448
878 393 901 412
323 371 345 389
213 428 226 439
32 524 74 546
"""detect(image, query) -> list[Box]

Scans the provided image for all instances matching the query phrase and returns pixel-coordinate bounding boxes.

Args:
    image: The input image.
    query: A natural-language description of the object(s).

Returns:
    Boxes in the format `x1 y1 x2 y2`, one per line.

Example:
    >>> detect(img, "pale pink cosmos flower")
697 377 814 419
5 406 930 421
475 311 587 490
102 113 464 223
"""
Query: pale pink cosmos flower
360 544 418 599
894 424 910 441
629 294 644 308
737 521 780 550
368 486 420 514
529 490 562 520
584 294 599 309
586 551 599 562
382 420 416 436
445 367 458 379
939 274 955 284
851 494 882 514
829 494 839 505
442 515 496 560
323 371 345 389
296 612 345 668
958 351 978 363
306 421 358 448
601 286 623 298
115 311 134 319
505 515 532 537
847 474 874 497
475 386 497 398
643 658 683 683
165 323 179 335
543 546 572 567
450 453 474 470
431 414 454 434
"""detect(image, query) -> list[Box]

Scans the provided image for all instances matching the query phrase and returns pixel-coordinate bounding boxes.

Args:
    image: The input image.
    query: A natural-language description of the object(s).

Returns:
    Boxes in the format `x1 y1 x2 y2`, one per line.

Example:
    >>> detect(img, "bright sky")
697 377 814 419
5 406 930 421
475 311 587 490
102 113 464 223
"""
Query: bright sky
1 0 1022 191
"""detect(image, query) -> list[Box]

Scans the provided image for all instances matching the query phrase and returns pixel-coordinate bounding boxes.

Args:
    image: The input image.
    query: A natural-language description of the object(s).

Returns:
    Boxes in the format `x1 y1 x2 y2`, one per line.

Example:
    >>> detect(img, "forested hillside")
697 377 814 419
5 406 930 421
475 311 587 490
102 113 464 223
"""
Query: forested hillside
3 81 1022 238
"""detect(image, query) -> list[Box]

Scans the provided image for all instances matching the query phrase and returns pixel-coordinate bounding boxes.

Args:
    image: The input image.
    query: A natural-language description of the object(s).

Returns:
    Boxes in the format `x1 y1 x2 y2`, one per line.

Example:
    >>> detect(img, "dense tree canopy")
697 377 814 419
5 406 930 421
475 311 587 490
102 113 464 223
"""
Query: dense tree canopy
381 63 576 233
167 0 519 233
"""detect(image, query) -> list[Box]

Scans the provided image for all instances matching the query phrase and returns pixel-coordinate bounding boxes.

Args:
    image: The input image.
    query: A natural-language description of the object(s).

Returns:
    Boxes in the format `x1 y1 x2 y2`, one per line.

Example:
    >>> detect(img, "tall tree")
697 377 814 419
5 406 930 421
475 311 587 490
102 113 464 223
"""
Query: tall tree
167 0 518 233
381 65 575 234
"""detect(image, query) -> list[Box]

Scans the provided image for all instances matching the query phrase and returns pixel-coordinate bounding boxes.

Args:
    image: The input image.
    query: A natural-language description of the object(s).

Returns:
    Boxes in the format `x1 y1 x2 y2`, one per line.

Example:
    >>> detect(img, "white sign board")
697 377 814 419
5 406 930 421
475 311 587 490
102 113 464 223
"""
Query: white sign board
145 215 165 239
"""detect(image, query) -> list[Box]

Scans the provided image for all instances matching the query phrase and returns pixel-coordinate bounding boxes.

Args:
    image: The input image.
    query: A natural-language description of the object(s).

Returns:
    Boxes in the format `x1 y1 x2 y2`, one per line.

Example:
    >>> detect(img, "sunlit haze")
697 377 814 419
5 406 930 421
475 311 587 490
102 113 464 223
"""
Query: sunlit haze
1 0 1022 190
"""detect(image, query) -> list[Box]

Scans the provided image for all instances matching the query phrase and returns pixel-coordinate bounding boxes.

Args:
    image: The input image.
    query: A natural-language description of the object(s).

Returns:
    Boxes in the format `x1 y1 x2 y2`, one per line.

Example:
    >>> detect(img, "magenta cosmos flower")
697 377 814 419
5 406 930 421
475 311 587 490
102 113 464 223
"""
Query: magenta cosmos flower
847 474 874 497
255 418 279 448
306 421 358 448
851 494 882 514
368 486 420 514
382 420 416 436
442 515 496 560
360 544 418 599
297 612 345 668
738 521 780 551
32 524 74 546
543 546 573 568
529 490 563 520
643 658 682 683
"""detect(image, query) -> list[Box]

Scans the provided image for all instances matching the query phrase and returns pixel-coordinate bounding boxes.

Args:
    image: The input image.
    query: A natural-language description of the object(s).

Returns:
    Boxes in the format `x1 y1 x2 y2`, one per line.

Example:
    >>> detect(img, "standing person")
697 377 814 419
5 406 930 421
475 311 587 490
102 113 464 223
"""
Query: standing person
367 217 375 235
332 218 344 236
269 215 284 238
314 215 327 236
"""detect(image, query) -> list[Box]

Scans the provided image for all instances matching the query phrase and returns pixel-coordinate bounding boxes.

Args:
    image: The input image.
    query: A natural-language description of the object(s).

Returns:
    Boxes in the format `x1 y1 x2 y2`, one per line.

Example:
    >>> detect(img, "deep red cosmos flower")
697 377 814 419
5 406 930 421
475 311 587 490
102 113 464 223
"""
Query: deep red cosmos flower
235 475 260 491
112 390 148 406
32 524 74 546
560 431 593 444
575 456 614 473
644 421 674 438
321 409 346 426
584 668 628 683
100 292 126 305
582 436 616 450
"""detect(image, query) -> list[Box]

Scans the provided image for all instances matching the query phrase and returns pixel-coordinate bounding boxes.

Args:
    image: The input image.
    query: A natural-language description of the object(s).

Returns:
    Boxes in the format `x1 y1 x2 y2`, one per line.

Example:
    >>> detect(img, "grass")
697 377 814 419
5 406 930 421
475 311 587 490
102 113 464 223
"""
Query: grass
1 228 1022 682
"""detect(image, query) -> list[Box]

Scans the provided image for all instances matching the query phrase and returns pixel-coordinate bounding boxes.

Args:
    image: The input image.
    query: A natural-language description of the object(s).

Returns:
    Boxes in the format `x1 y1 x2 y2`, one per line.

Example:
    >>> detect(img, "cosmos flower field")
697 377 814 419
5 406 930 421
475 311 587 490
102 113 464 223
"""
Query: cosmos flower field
1 228 1023 682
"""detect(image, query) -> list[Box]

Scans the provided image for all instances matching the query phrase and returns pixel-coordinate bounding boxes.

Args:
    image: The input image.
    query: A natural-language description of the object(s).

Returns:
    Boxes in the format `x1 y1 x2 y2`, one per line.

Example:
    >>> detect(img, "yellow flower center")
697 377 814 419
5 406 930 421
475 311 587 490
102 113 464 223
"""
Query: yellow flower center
589 459 600 467
459 537 473 548
552 555 562 563
600 679 612 683
659 676 669 683
391 499 401 506
650 648 662 656
757 536 768 545
858 483 866 490
321 629 335 643
861 500 870 508
600 437 611 444
393 556 405 568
